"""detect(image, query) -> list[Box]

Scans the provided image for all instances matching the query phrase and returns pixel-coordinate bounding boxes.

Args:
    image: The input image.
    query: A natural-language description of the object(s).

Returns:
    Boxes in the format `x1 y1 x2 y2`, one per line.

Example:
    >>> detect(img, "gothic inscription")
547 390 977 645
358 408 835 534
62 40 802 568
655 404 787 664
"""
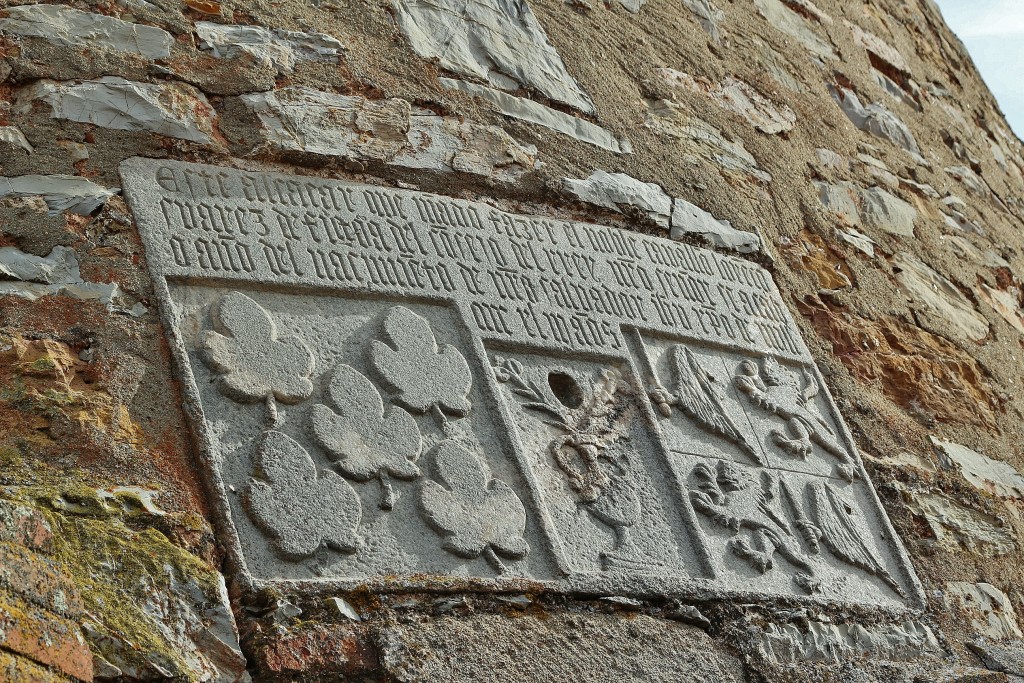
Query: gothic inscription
120 158 922 608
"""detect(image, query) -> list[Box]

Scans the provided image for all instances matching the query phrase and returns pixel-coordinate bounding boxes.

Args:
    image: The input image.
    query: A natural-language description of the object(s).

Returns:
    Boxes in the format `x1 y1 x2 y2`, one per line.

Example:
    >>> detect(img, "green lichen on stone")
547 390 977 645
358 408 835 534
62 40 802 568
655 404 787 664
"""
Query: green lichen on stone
0 446 227 680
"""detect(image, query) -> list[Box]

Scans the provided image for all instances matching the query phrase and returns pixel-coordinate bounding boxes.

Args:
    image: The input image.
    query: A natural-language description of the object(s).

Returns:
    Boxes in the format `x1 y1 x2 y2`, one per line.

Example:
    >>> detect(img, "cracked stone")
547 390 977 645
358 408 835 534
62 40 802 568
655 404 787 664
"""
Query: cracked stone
0 4 175 60
671 197 761 253
0 175 116 215
837 228 875 257
932 437 1024 500
645 100 771 184
242 87 536 180
391 0 594 113
830 85 922 158
563 171 671 228
659 69 796 134
753 0 836 61
893 252 988 342
946 583 1023 641
15 77 219 145
441 79 629 153
195 21 344 74
967 642 1024 677
0 126 32 154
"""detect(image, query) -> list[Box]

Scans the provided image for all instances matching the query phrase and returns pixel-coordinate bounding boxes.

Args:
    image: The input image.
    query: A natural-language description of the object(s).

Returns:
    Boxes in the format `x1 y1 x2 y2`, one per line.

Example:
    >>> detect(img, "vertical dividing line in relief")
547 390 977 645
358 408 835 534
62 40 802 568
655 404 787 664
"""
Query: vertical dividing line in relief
623 327 717 579
459 302 573 579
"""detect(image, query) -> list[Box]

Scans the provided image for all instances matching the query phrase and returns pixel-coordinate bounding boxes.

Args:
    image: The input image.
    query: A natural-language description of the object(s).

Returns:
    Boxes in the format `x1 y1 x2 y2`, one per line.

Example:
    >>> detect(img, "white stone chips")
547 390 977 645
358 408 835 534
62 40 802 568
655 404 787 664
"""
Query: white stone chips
0 4 175 60
391 0 595 113
195 21 344 75
242 86 537 180
563 171 672 229
0 175 117 215
441 79 629 153
15 77 219 145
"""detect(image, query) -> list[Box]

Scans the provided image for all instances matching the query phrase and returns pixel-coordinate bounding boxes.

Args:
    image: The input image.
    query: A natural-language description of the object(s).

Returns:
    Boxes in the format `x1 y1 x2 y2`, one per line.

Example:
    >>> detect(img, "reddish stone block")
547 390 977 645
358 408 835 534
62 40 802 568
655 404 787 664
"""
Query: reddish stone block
0 543 85 618
0 592 93 682
0 649 75 683
252 622 377 678
0 499 54 553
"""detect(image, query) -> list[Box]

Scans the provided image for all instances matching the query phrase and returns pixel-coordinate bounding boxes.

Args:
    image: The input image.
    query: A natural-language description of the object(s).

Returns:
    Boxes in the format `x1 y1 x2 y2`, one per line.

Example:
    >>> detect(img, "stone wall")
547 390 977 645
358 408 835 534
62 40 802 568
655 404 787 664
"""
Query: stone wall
1 0 1024 680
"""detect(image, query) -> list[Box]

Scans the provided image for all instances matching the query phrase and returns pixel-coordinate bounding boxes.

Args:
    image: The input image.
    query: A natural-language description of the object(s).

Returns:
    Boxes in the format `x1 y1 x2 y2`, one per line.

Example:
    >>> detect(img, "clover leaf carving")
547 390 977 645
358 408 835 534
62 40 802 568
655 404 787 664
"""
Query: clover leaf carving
200 292 315 413
420 441 529 573
370 306 472 420
311 364 423 510
245 430 361 560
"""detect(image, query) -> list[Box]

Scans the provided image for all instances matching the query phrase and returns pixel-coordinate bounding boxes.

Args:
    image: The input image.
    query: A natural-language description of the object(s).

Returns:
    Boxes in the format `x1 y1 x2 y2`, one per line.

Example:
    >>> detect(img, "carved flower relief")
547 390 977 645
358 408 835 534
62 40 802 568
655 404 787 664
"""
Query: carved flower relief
200 291 314 405
420 440 530 572
245 430 362 560
311 364 423 510
370 306 472 419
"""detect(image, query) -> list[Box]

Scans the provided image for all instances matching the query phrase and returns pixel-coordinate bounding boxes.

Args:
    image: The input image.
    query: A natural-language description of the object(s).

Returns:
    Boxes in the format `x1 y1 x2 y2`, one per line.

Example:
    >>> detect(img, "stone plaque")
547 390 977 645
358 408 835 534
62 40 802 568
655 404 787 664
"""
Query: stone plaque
120 157 922 608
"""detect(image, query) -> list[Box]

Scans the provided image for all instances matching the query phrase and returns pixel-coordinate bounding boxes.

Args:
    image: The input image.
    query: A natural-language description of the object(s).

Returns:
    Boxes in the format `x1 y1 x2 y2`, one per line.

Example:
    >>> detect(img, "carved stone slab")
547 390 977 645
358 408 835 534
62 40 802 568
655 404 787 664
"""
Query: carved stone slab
120 157 923 608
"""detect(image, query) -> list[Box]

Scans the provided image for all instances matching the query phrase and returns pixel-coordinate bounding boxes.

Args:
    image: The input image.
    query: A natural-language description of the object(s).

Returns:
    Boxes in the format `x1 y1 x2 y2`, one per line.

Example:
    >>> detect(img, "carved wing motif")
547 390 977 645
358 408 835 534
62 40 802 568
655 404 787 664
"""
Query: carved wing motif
809 481 904 596
245 430 362 560
310 364 422 510
370 306 472 417
668 346 762 464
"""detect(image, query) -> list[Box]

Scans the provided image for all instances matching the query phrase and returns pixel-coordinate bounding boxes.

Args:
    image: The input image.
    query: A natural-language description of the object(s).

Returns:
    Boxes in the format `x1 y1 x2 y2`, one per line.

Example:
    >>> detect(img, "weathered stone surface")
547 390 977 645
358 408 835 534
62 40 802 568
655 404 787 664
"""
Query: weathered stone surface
659 69 797 134
978 285 1024 336
860 186 917 237
946 583 1023 641
0 176 116 215
932 437 1024 500
377 613 745 682
759 619 942 663
195 21 344 74
441 79 629 153
0 126 32 154
563 170 671 228
0 4 174 60
15 77 218 145
753 0 836 61
0 500 53 554
0 592 93 681
830 85 922 158
119 157 920 608
968 642 1024 677
892 252 989 342
241 86 537 179
682 0 724 42
645 101 771 183
391 0 594 113
798 301 1000 430
0 543 84 618
671 197 762 253
0 245 120 305
905 491 1017 557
